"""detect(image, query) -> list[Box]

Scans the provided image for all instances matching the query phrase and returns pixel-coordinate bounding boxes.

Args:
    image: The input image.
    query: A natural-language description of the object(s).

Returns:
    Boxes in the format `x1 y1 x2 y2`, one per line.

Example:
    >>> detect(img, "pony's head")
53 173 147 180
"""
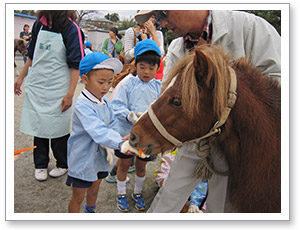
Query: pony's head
130 45 233 155
15 38 27 53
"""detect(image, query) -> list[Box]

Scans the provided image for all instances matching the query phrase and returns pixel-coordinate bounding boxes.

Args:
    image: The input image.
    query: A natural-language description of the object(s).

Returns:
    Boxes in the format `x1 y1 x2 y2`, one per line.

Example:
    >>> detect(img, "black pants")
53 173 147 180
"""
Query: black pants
33 134 69 169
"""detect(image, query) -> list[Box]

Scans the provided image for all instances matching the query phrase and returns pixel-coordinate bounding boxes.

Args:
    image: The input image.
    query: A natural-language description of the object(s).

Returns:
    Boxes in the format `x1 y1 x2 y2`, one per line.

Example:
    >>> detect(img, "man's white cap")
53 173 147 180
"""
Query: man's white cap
135 10 155 24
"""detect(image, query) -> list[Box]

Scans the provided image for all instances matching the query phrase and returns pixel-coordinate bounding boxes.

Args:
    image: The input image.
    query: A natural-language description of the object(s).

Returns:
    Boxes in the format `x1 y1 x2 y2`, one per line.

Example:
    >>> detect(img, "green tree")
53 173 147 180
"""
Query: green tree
117 18 136 30
105 13 120 22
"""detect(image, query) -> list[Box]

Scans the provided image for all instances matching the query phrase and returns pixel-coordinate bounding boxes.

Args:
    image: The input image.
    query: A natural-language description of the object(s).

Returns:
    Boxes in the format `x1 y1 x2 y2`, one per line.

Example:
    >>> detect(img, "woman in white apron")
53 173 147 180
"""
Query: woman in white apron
14 10 84 181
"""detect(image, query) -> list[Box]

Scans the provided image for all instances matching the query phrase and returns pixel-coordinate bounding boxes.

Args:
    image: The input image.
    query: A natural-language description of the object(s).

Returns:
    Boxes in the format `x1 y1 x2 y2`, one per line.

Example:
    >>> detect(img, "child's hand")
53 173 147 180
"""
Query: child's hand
101 145 114 165
120 140 139 156
137 112 143 117
120 141 151 158
122 134 130 141
127 111 139 124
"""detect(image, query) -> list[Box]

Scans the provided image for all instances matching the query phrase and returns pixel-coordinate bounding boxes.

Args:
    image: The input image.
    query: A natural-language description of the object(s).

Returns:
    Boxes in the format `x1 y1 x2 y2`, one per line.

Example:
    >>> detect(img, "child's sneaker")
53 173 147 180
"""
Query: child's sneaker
84 203 96 213
106 173 130 183
116 194 129 212
131 193 145 211
105 172 117 183
128 165 136 173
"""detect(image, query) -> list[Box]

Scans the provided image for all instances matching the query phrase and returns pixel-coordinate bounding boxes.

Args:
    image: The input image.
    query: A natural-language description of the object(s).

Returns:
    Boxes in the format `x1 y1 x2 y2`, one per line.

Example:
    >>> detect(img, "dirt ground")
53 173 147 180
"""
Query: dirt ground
13 54 161 213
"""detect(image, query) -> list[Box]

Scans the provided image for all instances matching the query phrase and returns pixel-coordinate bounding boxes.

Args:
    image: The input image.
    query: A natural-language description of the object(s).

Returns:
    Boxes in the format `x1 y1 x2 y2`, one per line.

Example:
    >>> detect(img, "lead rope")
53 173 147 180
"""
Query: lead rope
193 138 230 181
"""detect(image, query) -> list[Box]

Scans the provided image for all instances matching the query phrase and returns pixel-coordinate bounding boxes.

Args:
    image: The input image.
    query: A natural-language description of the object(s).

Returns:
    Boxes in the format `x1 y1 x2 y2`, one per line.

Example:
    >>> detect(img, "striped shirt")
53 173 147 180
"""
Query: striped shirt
124 27 165 63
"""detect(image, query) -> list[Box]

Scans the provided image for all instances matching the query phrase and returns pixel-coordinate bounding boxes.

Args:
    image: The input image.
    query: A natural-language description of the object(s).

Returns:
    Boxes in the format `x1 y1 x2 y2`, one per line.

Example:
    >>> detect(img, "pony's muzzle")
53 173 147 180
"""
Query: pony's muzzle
129 132 139 147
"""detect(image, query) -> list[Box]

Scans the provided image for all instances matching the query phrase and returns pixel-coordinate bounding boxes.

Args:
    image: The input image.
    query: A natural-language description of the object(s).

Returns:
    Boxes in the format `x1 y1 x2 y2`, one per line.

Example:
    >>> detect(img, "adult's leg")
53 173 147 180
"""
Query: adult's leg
33 136 50 169
51 134 69 168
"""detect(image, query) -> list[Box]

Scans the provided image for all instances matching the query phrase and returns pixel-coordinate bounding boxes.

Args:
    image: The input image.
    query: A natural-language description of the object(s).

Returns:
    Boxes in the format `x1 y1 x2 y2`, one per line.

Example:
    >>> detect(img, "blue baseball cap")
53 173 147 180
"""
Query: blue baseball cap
134 39 161 58
79 52 123 76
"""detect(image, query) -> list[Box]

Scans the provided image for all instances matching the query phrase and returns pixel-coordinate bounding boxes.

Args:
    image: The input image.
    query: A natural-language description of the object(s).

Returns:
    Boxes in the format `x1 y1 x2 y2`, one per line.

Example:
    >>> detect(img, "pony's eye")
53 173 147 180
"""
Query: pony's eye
170 97 182 106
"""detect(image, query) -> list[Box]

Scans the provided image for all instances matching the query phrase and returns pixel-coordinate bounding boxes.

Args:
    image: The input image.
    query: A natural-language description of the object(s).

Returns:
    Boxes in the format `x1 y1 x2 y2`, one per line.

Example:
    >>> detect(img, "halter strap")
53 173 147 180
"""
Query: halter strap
148 67 237 146
148 105 183 146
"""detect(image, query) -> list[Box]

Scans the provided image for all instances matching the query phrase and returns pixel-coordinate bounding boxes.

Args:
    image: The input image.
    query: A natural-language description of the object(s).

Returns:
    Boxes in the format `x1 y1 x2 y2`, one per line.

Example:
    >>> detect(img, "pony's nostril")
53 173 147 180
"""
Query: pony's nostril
129 132 139 146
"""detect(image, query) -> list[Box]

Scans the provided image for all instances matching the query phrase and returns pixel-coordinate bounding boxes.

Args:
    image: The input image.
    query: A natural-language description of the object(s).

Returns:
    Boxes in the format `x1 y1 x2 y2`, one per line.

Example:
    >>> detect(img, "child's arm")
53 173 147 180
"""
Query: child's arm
75 101 123 150
110 81 132 122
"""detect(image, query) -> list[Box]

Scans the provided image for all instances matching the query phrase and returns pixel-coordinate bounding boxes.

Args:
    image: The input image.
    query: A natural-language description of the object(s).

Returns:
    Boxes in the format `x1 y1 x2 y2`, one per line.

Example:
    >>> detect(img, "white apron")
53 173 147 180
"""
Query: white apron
20 29 72 138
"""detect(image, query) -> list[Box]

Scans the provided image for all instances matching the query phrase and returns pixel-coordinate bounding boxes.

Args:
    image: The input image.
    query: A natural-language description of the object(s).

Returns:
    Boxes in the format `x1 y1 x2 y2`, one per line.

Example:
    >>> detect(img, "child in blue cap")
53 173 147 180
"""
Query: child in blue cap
84 41 93 55
111 39 162 212
67 52 126 213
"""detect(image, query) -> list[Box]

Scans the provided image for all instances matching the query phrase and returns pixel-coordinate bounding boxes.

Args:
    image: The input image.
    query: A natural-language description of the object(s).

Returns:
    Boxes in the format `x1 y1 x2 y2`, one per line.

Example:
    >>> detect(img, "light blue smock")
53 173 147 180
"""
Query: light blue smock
67 90 123 182
20 29 72 138
111 76 161 137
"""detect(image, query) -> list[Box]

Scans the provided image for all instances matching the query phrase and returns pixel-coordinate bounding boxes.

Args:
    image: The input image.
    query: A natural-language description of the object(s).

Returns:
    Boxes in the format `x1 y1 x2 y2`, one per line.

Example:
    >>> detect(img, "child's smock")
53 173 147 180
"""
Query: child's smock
111 76 161 137
67 89 123 182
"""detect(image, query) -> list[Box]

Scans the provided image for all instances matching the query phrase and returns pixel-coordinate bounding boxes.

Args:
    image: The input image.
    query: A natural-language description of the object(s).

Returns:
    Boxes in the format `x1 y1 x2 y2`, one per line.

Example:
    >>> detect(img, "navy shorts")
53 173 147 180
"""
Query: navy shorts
66 172 108 188
115 150 156 162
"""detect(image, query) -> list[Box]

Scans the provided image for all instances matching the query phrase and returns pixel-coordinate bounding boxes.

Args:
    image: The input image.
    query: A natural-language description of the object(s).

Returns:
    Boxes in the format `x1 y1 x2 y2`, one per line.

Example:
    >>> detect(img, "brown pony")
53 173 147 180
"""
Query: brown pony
130 45 281 213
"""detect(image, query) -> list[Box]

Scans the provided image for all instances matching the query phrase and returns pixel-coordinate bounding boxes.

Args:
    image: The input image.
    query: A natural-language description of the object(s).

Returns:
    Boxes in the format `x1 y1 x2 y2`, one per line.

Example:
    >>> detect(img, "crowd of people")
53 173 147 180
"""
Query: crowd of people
14 9 280 213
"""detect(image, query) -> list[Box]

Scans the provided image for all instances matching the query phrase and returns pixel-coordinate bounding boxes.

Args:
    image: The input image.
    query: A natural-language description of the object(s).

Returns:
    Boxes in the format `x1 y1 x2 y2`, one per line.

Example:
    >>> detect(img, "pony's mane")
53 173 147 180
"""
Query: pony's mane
162 45 232 119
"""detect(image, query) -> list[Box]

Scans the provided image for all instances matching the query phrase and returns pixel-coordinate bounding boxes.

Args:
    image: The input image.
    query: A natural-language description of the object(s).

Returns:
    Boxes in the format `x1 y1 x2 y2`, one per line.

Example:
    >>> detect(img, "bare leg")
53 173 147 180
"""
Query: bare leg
68 187 86 213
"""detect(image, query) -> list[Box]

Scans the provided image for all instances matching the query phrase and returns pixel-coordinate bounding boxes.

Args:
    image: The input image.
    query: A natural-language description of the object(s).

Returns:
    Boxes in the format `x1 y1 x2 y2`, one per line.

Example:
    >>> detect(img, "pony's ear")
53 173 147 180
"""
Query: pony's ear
194 48 213 88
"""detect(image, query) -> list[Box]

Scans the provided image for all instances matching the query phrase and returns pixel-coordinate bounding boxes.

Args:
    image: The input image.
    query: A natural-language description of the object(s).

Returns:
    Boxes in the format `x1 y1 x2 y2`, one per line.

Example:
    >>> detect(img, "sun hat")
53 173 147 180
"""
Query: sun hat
84 41 92 48
79 52 123 76
135 10 155 24
134 39 161 58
